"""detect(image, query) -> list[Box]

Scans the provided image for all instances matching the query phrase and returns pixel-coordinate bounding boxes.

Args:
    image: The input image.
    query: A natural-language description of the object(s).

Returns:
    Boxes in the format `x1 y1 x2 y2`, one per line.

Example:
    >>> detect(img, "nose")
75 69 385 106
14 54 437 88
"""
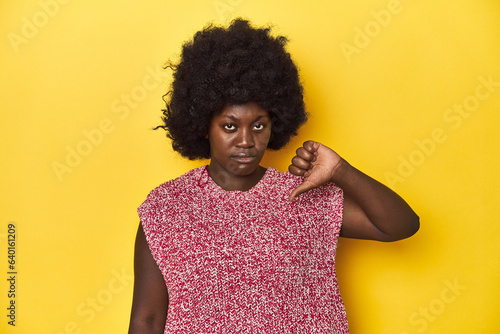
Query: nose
235 128 254 148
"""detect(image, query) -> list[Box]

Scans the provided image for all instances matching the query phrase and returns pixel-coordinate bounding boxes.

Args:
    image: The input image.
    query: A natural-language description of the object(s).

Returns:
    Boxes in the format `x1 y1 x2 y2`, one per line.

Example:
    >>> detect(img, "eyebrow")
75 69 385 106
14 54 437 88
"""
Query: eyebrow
222 114 268 122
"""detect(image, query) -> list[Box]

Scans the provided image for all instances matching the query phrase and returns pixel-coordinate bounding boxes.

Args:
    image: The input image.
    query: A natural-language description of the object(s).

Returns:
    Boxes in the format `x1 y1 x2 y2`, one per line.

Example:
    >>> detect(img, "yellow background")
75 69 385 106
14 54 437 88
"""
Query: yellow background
1 0 499 333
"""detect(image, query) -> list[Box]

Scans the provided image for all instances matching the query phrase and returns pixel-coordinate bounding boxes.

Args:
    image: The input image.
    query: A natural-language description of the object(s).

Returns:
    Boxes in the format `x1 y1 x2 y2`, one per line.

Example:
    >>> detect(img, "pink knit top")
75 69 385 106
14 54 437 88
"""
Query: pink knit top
138 166 349 333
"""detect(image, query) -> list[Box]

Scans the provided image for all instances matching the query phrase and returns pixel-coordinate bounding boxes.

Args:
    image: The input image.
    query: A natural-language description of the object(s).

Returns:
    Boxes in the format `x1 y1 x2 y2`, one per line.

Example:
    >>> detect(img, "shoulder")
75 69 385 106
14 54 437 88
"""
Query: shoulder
263 168 342 203
266 167 302 187
265 168 343 225
268 168 341 194
149 166 204 196
138 167 205 216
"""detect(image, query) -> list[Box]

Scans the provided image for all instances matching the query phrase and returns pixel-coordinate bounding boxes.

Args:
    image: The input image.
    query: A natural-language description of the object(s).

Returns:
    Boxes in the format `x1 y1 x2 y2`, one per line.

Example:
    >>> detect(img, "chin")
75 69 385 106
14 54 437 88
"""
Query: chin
234 166 259 176
229 162 260 176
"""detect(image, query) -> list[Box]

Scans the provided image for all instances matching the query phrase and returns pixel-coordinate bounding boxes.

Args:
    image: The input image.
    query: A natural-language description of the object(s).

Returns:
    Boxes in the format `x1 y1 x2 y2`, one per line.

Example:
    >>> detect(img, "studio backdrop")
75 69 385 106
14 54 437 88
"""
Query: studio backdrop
1 0 499 333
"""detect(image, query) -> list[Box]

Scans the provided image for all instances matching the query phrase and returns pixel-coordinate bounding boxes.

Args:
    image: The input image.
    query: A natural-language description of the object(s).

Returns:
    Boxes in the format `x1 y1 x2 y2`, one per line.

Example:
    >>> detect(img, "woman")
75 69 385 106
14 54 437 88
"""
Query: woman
129 19 419 333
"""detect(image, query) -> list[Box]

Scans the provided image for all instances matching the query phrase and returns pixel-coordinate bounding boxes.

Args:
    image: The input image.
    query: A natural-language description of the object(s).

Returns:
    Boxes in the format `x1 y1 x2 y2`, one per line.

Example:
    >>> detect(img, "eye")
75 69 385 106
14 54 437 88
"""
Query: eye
253 123 265 131
223 123 236 131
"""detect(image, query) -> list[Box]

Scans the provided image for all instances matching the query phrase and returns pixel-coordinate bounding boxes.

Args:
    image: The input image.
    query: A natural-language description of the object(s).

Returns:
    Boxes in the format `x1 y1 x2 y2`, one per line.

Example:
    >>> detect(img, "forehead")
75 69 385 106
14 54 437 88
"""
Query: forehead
216 102 270 120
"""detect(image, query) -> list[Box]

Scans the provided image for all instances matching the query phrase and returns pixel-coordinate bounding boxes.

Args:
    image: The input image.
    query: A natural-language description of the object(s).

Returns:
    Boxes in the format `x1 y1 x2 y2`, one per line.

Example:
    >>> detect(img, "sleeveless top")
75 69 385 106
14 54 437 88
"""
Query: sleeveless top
138 166 349 333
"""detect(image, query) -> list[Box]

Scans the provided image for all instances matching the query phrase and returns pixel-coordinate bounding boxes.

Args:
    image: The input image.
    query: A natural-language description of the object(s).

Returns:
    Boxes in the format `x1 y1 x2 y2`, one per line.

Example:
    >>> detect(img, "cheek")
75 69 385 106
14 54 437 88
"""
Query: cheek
257 131 272 148
265 128 272 143
210 133 234 154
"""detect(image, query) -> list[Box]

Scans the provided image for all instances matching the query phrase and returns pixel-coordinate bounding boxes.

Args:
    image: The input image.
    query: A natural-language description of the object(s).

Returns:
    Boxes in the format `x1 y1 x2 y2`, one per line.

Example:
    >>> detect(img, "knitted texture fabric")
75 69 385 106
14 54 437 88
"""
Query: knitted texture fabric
138 166 349 333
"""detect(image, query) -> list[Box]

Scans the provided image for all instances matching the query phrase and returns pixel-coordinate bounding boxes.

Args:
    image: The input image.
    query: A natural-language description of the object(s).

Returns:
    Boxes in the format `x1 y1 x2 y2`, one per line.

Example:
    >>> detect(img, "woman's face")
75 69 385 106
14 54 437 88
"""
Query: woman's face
207 102 271 180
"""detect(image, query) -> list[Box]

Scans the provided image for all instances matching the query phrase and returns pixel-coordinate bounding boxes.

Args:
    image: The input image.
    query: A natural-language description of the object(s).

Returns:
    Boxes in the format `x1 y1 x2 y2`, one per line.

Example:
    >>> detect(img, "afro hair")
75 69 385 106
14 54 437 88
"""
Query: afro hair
157 18 307 160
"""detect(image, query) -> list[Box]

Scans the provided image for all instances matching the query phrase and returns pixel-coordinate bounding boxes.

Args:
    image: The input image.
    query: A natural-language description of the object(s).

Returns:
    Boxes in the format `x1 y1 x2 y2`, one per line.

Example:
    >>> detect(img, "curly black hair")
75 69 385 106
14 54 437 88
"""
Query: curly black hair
157 18 307 160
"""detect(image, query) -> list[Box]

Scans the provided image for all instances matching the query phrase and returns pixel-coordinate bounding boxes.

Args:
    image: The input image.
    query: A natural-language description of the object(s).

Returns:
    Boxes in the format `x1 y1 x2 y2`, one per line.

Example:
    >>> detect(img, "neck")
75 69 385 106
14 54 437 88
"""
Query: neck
207 165 267 191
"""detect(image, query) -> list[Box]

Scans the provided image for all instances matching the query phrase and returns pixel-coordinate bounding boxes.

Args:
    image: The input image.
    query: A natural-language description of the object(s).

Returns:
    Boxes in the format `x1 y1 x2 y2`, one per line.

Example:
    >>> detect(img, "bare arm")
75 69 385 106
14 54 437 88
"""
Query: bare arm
333 161 419 241
289 141 419 242
129 223 169 333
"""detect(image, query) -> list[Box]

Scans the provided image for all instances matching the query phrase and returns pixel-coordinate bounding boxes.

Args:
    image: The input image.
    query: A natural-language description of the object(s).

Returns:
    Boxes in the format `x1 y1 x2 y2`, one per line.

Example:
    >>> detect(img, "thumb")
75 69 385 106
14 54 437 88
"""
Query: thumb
289 179 315 202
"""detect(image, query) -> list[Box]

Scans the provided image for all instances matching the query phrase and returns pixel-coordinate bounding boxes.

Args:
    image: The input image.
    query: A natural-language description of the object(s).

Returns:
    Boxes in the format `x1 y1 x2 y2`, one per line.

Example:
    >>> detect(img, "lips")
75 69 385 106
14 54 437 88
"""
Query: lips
231 153 256 164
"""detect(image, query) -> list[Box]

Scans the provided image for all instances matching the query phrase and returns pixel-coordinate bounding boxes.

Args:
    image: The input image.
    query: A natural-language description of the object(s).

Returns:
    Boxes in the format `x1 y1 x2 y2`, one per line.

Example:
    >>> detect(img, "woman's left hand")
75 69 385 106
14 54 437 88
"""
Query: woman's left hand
288 140 344 201
289 140 419 242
